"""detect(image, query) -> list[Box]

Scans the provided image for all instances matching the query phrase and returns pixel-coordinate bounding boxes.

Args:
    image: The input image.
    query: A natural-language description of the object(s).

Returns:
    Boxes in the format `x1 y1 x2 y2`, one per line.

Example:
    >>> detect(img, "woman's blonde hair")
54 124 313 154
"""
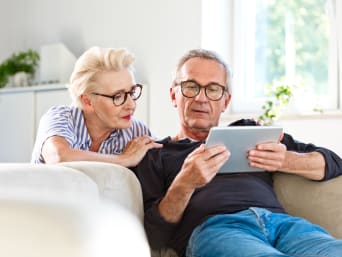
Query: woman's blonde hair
68 47 135 107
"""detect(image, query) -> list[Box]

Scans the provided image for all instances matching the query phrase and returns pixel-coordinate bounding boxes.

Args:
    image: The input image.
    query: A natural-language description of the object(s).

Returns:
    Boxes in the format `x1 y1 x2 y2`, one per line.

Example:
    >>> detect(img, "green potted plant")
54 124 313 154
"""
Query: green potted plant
258 79 298 125
0 49 40 88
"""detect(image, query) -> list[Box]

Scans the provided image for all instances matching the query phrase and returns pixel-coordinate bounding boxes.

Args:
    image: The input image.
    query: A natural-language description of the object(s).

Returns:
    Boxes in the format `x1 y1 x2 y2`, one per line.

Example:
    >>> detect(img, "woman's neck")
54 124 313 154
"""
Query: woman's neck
83 111 112 151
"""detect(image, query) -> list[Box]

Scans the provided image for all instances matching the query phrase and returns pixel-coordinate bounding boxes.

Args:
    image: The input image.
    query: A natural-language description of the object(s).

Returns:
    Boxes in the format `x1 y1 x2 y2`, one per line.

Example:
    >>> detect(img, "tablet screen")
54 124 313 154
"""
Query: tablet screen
205 126 283 173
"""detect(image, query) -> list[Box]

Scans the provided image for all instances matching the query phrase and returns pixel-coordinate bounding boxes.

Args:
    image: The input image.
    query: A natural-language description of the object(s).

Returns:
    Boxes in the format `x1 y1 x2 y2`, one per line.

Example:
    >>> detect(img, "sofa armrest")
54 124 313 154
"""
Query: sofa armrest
273 173 342 238
0 163 99 198
58 161 144 221
0 162 151 257
0 192 150 257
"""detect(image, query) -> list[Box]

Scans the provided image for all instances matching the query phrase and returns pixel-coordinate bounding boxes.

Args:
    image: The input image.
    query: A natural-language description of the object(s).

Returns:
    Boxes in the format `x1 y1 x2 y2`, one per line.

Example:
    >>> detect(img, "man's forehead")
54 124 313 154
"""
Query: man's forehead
178 58 226 84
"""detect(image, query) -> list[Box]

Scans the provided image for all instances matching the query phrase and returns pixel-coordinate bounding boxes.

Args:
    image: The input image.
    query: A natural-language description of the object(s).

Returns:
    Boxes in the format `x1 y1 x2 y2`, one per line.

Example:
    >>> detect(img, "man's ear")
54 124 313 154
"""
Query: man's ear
222 93 232 112
170 87 177 107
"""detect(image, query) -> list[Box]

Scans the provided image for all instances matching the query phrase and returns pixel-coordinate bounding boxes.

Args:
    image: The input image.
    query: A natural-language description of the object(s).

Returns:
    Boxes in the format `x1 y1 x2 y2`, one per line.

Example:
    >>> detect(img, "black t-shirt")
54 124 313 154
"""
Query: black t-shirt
132 133 342 257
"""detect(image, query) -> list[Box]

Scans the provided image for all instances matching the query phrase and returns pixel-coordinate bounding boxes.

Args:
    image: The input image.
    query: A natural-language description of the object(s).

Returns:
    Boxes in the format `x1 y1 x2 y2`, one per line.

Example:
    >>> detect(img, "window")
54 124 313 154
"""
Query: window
202 0 342 115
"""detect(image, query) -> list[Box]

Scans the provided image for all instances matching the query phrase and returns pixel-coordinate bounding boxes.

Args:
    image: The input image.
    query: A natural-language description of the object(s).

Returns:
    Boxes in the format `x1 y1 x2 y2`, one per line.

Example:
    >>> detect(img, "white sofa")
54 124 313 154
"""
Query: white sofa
0 161 342 257
0 162 150 257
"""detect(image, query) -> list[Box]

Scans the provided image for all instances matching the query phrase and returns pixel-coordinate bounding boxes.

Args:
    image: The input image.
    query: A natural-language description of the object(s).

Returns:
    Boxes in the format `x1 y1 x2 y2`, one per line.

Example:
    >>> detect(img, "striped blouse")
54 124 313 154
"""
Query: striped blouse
31 105 152 164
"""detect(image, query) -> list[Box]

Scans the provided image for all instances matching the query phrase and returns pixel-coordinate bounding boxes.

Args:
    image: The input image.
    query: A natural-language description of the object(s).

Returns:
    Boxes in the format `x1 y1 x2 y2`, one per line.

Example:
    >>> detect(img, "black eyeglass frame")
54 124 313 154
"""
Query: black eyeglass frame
174 80 228 101
92 84 143 106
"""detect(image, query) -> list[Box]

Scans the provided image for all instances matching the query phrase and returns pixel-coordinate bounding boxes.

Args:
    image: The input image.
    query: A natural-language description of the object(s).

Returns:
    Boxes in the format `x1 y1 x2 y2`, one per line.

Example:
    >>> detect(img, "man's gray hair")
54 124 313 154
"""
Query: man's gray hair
174 49 232 94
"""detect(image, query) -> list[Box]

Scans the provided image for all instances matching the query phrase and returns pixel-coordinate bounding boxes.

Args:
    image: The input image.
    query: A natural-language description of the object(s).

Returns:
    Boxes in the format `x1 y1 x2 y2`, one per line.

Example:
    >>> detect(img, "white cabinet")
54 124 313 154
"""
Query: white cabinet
35 89 71 130
0 84 70 162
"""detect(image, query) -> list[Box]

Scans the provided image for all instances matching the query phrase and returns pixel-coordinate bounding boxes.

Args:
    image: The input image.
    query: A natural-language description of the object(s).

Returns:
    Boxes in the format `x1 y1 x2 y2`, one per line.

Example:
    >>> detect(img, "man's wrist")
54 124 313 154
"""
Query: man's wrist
280 151 325 180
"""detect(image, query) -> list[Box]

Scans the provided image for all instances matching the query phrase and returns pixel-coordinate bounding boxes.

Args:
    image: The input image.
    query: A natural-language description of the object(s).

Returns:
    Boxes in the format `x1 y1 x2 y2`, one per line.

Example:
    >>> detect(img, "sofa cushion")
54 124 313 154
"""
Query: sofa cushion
58 161 144 220
273 173 342 238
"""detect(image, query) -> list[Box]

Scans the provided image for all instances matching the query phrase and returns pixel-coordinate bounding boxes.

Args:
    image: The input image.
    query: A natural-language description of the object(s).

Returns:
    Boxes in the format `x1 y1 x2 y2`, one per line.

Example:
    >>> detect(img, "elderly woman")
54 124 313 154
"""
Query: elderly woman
31 47 161 166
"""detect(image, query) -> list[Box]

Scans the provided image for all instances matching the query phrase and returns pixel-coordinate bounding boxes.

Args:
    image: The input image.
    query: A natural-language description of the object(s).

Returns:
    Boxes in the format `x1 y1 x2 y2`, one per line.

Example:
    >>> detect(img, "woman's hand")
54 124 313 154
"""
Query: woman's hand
120 136 163 167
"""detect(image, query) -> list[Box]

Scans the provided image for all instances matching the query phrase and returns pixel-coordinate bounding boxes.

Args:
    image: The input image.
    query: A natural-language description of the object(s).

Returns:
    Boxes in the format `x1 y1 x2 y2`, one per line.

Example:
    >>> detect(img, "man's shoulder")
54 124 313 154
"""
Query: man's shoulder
142 137 201 164
156 137 201 148
133 137 201 174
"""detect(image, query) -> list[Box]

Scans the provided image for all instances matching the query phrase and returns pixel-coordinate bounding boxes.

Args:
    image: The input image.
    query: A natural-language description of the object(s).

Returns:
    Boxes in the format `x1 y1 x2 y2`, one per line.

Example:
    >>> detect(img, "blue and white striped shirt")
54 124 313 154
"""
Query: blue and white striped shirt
31 105 152 163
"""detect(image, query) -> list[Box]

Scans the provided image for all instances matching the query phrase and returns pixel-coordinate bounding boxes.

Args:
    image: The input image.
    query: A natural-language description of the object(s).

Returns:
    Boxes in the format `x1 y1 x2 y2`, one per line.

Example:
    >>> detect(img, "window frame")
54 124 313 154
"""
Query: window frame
220 0 342 115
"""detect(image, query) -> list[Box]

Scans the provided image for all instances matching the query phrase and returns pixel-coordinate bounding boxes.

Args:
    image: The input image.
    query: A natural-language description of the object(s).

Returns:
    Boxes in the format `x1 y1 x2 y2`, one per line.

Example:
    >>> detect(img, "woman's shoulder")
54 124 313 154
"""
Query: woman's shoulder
131 117 148 126
131 117 150 130
41 105 82 124
45 105 76 115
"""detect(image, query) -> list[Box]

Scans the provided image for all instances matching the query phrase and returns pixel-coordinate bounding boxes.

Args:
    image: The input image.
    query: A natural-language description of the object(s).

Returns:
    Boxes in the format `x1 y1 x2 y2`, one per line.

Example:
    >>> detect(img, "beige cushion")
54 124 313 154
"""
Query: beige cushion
58 161 144 220
274 173 342 238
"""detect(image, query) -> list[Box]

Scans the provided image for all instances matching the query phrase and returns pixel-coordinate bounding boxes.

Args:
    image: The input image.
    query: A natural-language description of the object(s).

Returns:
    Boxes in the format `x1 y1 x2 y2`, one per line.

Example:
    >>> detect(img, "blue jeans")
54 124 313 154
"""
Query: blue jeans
186 208 342 257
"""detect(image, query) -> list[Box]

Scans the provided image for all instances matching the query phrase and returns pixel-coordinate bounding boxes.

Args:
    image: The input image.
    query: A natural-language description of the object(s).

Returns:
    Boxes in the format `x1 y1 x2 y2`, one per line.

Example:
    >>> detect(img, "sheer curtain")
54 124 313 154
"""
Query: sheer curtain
327 0 342 109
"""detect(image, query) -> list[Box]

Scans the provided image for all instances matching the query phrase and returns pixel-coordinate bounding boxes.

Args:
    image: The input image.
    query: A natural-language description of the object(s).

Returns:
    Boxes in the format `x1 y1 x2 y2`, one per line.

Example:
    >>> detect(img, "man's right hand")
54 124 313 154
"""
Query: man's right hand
177 144 230 189
158 144 230 223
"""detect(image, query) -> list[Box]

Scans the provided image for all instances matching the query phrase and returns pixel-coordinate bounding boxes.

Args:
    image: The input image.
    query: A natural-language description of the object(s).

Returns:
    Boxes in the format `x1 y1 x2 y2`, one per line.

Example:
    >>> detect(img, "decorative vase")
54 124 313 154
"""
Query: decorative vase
10 72 33 87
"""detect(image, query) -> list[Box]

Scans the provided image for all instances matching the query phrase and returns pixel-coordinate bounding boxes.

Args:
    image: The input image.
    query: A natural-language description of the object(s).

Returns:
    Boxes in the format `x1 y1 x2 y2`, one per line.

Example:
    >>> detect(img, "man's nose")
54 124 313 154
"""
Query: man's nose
194 88 208 102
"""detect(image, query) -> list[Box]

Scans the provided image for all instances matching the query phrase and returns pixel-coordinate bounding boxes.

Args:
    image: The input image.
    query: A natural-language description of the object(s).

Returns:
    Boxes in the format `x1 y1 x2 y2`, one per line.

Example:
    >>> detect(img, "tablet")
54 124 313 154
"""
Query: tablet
205 126 283 173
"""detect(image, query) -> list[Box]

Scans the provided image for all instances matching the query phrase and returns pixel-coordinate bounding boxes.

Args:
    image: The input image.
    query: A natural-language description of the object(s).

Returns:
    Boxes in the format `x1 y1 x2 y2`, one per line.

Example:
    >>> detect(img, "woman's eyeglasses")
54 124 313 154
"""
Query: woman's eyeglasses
92 84 143 106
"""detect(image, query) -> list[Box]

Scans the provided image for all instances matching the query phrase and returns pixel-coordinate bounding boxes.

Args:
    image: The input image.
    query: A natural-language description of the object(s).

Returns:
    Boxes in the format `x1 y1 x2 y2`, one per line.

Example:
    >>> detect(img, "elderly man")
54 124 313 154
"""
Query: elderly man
133 49 342 257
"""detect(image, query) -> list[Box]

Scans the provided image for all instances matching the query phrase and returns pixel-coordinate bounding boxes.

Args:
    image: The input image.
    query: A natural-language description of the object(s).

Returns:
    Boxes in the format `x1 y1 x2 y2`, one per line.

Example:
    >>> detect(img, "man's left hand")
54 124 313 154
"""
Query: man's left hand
247 142 287 172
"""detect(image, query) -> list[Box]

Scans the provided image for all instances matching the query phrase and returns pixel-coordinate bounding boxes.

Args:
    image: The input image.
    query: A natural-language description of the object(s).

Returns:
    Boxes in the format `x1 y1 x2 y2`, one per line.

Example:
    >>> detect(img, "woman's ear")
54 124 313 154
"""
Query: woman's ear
80 94 93 112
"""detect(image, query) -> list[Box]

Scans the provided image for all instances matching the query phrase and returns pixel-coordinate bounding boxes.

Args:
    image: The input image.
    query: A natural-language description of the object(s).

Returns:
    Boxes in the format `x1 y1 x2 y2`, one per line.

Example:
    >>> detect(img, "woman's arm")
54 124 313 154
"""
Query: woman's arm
42 135 162 167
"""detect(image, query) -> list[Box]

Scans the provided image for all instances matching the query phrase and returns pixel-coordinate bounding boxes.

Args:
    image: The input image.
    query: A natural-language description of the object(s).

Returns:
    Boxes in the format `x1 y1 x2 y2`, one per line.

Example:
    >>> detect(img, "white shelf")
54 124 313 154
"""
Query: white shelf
0 84 68 94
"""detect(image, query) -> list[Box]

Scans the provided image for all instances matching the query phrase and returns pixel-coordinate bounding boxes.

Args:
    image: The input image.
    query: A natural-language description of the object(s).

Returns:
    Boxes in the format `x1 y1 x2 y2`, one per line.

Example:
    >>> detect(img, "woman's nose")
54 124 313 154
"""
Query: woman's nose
124 94 136 108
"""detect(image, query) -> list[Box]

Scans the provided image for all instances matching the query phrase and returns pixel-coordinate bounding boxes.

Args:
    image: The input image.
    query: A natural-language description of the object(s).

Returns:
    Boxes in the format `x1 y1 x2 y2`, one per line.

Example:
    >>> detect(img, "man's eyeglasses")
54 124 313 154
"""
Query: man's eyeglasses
174 80 228 101
92 84 143 106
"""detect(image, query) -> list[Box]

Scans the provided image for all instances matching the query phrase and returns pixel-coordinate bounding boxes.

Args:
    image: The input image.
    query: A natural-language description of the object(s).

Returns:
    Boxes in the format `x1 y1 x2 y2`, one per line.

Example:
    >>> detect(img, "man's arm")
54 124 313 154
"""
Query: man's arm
158 144 229 222
140 143 229 249
248 133 342 181
248 143 325 180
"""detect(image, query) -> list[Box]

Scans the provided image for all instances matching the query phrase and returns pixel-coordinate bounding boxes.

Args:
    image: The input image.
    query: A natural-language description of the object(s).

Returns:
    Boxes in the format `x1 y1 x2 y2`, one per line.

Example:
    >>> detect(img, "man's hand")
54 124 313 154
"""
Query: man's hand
248 141 325 180
158 144 230 223
247 142 287 172
176 144 230 189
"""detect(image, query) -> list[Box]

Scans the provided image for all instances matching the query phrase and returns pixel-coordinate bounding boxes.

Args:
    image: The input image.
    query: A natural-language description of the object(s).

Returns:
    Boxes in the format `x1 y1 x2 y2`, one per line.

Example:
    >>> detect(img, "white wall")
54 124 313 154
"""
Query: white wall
0 0 27 60
280 117 342 157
